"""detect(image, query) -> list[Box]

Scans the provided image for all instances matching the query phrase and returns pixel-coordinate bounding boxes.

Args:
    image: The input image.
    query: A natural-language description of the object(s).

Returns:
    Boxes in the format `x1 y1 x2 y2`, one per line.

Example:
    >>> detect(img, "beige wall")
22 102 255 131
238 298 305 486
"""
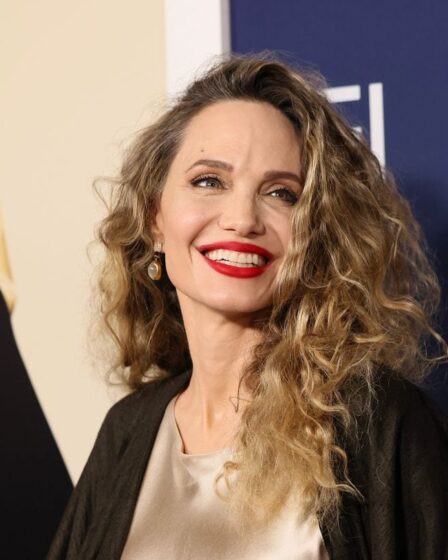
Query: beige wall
0 0 166 481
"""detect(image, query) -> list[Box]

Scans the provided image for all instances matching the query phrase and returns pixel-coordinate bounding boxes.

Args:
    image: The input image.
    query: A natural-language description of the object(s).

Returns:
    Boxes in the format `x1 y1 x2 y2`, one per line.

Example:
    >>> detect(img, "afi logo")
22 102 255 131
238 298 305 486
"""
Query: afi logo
325 84 385 167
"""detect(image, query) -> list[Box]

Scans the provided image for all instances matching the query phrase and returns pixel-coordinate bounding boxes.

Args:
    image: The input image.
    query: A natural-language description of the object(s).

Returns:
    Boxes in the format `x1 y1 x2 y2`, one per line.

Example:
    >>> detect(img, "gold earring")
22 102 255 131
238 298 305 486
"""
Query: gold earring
148 241 163 280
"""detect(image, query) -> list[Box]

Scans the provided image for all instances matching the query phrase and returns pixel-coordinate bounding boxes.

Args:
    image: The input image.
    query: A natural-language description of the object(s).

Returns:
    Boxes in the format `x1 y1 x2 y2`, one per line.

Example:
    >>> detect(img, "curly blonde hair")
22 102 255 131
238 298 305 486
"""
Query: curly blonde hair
93 51 447 530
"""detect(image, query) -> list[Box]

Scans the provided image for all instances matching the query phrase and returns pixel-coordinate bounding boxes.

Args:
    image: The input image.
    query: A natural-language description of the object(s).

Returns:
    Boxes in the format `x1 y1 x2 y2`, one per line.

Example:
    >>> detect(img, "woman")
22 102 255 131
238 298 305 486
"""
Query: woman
48 52 448 559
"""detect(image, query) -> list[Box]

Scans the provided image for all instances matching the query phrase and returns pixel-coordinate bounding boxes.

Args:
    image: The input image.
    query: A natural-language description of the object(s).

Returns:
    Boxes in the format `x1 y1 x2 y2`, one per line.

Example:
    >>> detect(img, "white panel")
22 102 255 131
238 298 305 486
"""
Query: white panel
369 82 386 167
325 84 361 103
165 0 231 100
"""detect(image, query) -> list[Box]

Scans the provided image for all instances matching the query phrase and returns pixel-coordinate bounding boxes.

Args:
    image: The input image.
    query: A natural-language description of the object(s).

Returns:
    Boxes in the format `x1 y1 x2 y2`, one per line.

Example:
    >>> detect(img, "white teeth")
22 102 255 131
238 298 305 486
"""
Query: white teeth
203 249 267 267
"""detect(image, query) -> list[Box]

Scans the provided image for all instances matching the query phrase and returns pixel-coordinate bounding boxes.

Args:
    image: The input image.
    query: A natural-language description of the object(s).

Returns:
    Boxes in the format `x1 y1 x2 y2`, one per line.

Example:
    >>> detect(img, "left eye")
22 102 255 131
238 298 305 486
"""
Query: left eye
267 188 298 205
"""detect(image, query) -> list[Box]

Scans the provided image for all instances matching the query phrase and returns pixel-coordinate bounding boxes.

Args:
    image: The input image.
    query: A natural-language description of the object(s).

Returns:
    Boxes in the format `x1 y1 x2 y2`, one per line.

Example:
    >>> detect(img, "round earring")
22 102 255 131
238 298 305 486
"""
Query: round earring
148 241 163 281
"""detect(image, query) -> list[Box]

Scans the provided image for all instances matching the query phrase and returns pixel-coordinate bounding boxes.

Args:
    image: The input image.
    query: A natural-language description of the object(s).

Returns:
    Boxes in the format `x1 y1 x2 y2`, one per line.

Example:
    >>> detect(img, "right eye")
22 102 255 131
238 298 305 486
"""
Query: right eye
190 174 224 189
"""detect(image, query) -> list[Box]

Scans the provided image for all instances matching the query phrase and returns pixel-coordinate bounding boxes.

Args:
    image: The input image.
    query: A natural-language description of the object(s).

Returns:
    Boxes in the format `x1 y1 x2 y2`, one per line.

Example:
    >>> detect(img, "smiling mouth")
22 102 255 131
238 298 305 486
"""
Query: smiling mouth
202 248 268 268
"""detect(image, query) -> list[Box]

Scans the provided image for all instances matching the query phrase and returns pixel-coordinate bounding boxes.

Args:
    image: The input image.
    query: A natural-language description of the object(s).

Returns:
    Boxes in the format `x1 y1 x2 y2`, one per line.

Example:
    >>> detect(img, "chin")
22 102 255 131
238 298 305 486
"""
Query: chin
205 296 272 317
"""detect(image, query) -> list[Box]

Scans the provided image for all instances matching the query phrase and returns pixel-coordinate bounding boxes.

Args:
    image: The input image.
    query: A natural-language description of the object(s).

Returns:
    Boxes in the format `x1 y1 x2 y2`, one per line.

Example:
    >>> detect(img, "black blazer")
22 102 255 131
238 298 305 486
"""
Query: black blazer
47 369 448 559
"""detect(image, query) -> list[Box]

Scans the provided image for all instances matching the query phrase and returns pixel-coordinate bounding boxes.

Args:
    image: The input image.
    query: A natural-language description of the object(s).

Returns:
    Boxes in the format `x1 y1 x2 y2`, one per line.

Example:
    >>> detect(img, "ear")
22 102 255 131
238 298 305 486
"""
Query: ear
149 206 164 245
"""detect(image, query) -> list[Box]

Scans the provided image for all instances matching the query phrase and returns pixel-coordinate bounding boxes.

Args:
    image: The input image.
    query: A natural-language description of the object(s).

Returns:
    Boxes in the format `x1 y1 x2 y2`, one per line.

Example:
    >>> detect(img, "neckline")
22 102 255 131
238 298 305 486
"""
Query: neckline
169 394 233 458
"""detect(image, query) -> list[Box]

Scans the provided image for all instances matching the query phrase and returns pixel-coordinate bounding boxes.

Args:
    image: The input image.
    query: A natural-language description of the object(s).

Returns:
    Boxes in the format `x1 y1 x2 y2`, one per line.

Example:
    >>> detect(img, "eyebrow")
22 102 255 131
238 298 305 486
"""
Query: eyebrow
186 159 301 185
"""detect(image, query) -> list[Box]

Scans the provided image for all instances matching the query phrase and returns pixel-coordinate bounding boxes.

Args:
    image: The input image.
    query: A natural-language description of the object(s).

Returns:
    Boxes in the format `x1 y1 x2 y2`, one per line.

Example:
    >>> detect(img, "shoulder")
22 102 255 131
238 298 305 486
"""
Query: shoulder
343 367 447 438
369 369 448 441
343 367 448 489
102 369 192 429
93 369 192 460
102 377 165 428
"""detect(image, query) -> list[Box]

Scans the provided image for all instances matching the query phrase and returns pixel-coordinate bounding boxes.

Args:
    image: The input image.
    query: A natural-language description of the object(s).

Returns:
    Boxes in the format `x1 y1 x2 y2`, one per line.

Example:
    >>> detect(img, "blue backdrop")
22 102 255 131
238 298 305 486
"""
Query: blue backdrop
230 0 448 411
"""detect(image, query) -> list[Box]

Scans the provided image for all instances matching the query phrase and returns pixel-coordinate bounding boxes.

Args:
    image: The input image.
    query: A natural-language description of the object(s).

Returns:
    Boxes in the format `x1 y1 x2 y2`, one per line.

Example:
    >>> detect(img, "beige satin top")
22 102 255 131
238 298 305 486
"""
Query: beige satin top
121 395 329 560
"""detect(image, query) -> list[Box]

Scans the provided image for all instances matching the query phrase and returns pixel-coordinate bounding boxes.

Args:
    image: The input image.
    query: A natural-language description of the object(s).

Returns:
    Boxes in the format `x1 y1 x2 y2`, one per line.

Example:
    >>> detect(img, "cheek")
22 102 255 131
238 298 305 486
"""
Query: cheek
275 213 293 246
279 225 292 249
163 201 210 250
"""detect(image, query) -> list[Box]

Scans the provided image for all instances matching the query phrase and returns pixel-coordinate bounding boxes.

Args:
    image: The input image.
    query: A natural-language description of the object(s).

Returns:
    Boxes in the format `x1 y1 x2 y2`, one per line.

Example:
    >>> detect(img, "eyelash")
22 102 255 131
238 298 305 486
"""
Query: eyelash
190 174 299 205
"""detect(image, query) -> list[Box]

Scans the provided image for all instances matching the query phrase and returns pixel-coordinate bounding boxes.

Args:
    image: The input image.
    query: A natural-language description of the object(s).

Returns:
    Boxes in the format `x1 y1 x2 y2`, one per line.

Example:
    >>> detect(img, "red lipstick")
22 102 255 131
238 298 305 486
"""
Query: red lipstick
196 241 274 279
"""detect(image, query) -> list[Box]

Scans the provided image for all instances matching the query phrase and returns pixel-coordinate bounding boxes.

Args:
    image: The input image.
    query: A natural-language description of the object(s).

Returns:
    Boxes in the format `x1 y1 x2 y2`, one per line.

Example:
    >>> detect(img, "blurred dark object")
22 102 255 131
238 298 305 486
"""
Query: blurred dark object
0 291 73 559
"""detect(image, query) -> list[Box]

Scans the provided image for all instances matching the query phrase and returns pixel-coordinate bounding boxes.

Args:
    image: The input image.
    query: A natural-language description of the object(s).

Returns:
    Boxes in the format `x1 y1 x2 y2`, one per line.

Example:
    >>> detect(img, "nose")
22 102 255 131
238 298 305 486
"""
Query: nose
217 190 265 237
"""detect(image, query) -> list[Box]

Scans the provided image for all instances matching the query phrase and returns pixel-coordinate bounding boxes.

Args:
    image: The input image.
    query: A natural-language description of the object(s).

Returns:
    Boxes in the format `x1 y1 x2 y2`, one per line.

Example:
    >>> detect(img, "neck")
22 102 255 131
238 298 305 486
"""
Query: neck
176 293 265 428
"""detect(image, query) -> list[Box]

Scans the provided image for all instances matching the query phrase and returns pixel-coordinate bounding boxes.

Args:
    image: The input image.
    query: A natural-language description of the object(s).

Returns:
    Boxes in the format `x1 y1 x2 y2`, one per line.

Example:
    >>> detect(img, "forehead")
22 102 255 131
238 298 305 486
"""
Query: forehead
173 99 301 172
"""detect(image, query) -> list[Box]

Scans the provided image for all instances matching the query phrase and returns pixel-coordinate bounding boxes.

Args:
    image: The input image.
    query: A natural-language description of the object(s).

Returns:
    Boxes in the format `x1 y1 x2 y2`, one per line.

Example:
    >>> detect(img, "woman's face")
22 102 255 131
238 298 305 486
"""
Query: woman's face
153 99 302 317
